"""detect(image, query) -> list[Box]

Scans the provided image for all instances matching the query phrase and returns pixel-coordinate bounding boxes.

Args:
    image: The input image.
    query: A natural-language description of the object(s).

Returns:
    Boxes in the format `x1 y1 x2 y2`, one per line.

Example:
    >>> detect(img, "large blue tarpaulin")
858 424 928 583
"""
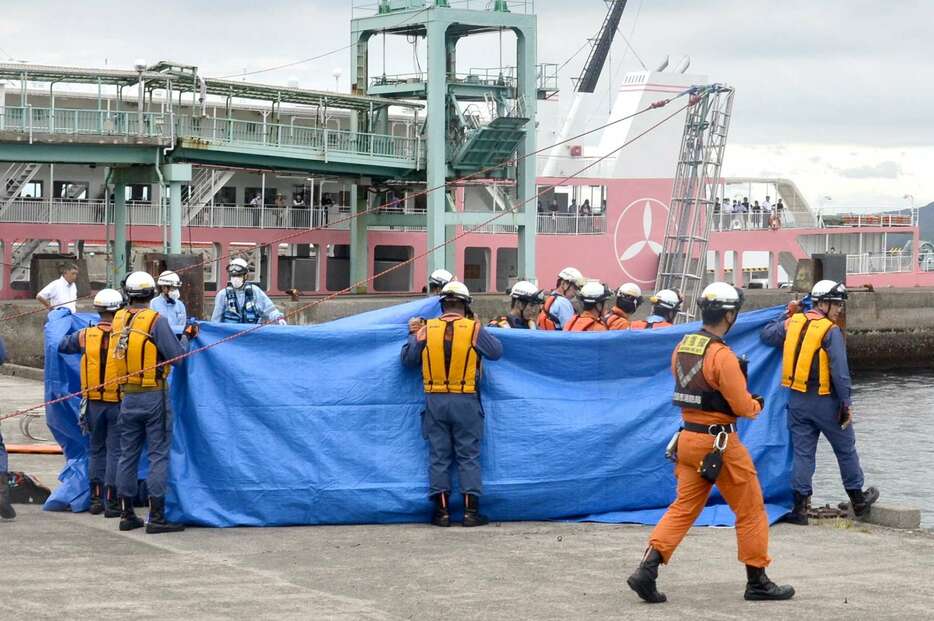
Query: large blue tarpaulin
43 301 792 526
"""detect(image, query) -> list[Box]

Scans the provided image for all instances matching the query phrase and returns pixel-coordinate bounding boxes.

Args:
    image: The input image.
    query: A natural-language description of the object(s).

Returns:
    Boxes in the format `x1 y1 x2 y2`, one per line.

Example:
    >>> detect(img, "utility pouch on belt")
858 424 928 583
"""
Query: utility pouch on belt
698 432 729 483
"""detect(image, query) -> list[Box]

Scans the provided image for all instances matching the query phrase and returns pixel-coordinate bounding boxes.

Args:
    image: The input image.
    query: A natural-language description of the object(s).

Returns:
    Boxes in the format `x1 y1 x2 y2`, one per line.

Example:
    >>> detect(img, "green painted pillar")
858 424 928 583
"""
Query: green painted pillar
350 184 369 293
169 180 182 254
516 26 538 284
425 19 449 284
112 184 128 285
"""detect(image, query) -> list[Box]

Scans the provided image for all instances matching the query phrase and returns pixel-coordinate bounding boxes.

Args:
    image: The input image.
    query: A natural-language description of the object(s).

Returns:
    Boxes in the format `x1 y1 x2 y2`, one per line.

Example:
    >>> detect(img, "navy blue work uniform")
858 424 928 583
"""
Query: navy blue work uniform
761 311 864 495
0 335 6 475
114 309 187 501
401 314 502 496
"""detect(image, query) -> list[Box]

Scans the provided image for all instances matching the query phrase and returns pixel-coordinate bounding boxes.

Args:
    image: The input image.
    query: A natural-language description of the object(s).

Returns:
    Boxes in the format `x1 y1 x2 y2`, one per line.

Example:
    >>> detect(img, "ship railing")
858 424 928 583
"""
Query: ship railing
818 212 915 228
0 106 166 139
711 209 916 232
352 0 534 18
175 116 420 164
710 210 798 231
846 252 915 275
536 213 606 235
371 63 557 93
192 204 351 230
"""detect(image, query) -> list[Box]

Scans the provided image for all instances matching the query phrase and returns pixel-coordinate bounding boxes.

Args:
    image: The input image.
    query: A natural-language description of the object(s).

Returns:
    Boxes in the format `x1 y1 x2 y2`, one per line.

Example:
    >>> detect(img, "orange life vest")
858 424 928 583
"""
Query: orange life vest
604 308 631 330
565 312 608 332
536 294 560 331
630 319 672 331
78 323 121 403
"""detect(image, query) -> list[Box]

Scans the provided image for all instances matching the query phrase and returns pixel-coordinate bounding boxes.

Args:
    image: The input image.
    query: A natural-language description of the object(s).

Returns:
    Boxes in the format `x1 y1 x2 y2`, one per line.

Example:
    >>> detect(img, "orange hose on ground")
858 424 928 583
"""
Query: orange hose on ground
5 444 63 455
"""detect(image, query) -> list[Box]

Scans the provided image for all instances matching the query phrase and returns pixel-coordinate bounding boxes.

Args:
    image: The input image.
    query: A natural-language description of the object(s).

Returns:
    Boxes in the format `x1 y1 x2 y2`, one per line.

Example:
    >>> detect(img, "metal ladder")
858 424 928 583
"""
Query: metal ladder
655 85 735 323
183 167 236 224
0 163 42 216
10 239 51 282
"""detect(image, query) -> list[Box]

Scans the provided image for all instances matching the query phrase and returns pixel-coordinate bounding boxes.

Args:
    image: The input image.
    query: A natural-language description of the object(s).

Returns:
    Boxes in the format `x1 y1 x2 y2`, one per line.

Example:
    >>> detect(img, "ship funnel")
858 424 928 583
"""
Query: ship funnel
676 56 692 73
654 55 670 72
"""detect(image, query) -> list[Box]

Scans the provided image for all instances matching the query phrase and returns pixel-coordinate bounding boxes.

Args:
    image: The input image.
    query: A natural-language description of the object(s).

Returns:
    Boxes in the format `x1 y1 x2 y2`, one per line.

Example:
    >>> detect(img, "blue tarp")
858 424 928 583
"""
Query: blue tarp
43 300 792 526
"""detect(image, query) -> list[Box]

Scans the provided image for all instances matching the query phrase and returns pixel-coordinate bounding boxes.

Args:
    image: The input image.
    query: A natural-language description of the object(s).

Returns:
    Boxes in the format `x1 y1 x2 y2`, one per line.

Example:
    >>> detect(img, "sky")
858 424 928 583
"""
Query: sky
2 0 931 210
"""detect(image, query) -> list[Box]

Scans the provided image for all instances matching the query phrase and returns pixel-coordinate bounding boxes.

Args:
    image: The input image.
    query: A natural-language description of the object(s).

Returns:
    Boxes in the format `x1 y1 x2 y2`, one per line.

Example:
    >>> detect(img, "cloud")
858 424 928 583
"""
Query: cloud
837 161 902 179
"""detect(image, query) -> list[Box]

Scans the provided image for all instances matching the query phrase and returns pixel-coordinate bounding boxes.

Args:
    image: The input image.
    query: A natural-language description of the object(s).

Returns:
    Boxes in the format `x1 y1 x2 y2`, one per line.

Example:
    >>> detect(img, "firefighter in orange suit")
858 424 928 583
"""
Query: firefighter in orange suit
565 281 611 332
605 282 643 330
402 282 503 527
627 282 795 604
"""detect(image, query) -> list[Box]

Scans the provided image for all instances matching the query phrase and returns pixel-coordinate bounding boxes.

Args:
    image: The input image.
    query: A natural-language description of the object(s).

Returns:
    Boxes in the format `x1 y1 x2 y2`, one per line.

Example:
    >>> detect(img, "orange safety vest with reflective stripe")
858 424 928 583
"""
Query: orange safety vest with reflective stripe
420 316 481 394
78 324 121 403
782 312 833 395
565 312 608 332
108 307 169 388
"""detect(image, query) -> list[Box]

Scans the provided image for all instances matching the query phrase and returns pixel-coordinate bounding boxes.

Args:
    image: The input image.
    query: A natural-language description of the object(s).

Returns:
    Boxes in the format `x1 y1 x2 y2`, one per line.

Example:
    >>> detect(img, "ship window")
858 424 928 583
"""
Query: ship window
53 181 89 200
464 247 489 293
325 244 351 291
373 245 414 292
495 247 518 293
125 184 150 202
18 180 43 198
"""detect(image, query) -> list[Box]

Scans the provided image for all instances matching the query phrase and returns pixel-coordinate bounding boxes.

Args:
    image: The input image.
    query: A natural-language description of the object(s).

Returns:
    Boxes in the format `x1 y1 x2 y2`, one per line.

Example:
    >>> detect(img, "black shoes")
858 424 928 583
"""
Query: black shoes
118 496 144 531
462 494 489 527
145 496 185 534
846 487 880 519
744 566 795 601
430 492 450 527
0 472 15 520
104 486 121 518
89 481 104 515
627 547 667 603
783 491 810 526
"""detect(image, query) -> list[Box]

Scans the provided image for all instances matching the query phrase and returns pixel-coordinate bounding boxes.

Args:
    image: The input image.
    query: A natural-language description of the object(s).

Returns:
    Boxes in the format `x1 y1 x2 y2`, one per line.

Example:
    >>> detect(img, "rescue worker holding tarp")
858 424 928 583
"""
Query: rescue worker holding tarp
211 258 286 325
760 280 879 525
111 271 198 534
630 289 682 330
150 271 187 335
628 282 795 604
427 268 455 296
605 282 642 330
0 336 14 520
537 267 585 330
565 282 611 332
57 288 126 518
488 281 544 329
401 282 503 527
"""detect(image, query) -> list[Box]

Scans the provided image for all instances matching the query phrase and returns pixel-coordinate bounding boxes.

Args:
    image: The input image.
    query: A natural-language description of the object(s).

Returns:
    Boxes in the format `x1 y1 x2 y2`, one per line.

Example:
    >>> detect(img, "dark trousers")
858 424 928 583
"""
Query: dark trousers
787 392 864 496
87 401 123 487
422 394 485 496
116 390 172 499
0 428 7 473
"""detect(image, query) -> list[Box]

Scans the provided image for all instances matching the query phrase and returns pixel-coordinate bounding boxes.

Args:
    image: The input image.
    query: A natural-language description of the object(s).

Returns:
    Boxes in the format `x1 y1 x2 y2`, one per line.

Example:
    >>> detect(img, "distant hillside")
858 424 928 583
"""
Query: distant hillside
919 202 934 241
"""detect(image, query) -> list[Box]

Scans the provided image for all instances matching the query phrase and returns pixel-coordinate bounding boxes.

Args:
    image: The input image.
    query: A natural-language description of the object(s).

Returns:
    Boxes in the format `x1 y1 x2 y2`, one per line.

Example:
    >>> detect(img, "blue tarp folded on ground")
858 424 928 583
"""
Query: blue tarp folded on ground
43 299 792 526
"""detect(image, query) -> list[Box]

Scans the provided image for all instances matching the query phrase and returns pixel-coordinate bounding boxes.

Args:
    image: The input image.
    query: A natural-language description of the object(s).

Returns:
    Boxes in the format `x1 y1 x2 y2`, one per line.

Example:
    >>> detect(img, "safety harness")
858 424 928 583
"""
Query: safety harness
108 308 168 389
782 312 833 395
78 323 121 403
222 283 260 324
420 316 481 394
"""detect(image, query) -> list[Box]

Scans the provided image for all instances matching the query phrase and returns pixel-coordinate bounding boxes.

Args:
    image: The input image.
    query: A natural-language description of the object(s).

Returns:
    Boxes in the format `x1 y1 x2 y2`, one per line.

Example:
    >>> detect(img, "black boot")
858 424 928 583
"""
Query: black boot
145 496 185 534
846 487 879 519
783 492 809 526
744 565 795 601
430 492 450 527
627 547 667 603
462 493 489 527
0 472 16 520
104 486 121 518
89 481 104 515
119 496 144 531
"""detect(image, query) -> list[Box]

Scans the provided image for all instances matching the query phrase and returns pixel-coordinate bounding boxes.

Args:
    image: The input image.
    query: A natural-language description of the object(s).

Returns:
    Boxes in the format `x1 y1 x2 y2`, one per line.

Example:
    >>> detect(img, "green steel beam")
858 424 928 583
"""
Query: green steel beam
112 184 127 286
0 143 159 165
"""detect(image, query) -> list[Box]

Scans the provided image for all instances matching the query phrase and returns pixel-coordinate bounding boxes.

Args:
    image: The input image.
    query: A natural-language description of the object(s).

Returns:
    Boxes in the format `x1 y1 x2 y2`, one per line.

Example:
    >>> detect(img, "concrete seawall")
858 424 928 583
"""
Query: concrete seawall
4 288 934 370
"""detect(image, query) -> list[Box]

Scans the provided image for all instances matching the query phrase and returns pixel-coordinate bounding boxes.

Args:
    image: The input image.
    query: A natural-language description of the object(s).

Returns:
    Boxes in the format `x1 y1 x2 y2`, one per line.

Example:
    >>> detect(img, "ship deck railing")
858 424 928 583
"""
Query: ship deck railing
0 199 606 235
711 210 916 232
352 0 536 19
0 106 423 165
847 252 934 275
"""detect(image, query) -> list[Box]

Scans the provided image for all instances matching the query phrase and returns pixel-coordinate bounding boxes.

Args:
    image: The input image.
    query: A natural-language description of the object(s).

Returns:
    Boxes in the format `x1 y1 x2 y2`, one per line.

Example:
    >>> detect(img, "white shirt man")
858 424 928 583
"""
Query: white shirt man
37 266 79 313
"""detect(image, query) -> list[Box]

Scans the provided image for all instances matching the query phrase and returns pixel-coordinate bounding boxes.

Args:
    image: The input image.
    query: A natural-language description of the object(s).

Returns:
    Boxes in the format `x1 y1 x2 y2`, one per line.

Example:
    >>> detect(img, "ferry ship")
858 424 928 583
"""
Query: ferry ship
1 0 929 306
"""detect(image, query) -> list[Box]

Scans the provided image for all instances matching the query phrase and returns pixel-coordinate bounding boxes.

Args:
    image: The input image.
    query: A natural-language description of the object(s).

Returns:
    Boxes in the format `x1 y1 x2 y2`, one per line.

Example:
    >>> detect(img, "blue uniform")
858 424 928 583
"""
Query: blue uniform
150 295 188 335
211 283 283 323
547 293 575 330
760 312 863 495
401 322 502 496
115 309 188 500
58 331 123 487
0 336 8 473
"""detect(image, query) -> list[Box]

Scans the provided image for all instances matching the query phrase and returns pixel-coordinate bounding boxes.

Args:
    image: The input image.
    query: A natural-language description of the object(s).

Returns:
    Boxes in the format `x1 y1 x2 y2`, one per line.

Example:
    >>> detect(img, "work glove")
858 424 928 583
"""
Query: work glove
183 322 200 339
839 404 852 429
751 394 765 409
785 299 801 316
408 317 425 334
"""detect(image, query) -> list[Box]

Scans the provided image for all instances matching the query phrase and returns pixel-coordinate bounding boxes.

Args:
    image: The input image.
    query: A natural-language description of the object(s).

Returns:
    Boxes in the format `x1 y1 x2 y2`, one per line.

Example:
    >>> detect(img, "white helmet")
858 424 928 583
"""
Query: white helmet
228 257 250 276
510 280 544 304
698 282 744 311
651 289 682 311
123 271 156 299
558 266 586 288
93 288 125 312
428 268 455 288
811 279 847 302
157 270 181 288
616 282 642 299
578 281 611 305
440 281 472 305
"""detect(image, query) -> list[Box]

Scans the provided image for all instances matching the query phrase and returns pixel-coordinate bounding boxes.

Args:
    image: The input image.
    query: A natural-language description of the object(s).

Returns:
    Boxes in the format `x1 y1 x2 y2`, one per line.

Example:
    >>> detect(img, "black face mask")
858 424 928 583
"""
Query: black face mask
616 295 639 315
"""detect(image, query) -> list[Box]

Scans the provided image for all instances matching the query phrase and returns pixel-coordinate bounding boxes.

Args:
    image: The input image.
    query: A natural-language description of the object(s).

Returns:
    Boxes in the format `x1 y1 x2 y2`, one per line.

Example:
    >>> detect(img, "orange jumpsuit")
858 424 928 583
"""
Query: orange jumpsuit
564 309 608 332
604 307 631 330
648 340 772 568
